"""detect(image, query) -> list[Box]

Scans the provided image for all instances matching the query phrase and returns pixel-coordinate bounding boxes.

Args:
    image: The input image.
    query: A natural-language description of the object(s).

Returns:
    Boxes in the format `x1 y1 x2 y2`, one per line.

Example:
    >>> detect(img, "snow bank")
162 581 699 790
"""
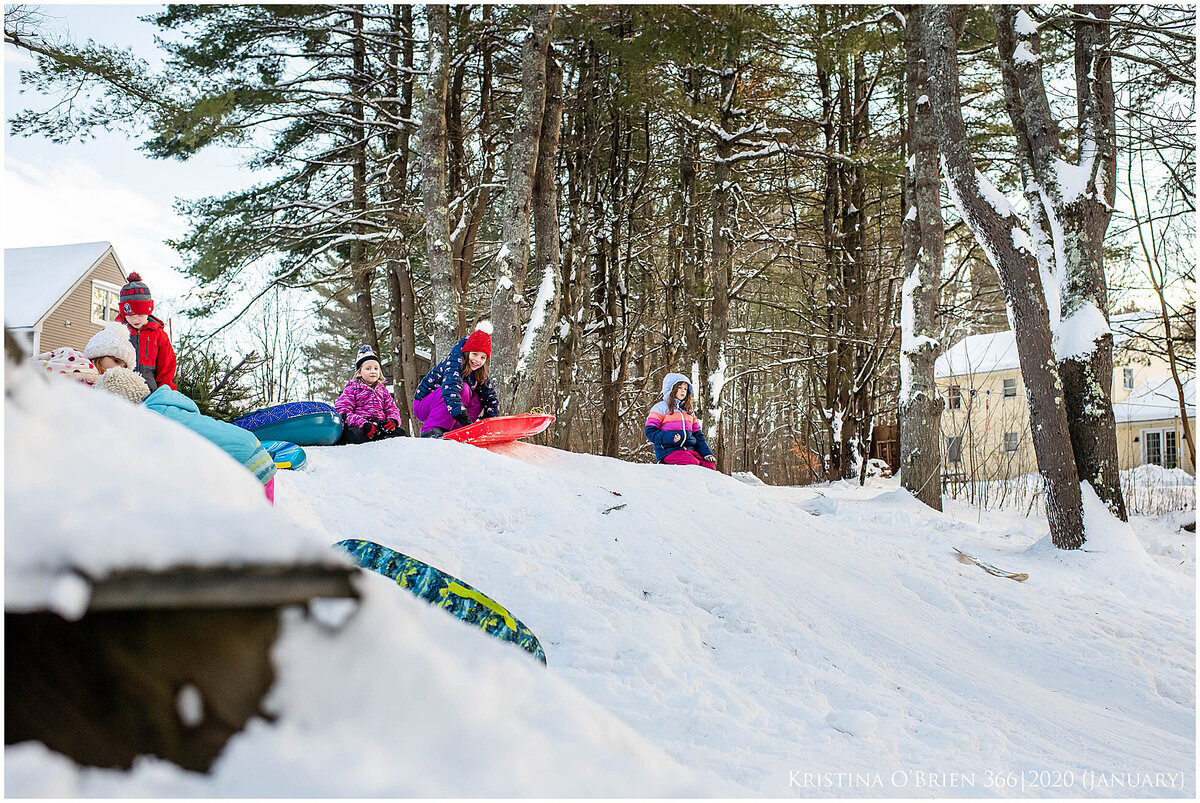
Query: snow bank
6 368 1194 796
1023 483 1170 593
4 361 337 617
4 360 702 797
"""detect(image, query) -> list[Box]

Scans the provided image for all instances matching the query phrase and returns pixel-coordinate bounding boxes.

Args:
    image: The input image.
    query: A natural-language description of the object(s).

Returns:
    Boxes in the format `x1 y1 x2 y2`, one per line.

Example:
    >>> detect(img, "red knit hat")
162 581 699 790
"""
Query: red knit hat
120 272 154 316
463 329 491 358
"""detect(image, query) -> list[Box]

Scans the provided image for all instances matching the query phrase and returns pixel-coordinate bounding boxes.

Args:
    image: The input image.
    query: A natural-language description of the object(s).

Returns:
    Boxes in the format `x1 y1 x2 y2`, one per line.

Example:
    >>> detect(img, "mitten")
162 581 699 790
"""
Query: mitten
454 414 471 429
363 421 377 439
383 419 397 432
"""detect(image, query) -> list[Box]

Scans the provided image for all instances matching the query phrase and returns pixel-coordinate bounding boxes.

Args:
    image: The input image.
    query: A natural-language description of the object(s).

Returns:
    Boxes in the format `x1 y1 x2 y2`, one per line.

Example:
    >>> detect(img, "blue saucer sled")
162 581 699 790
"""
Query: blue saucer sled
260 440 307 470
233 401 343 446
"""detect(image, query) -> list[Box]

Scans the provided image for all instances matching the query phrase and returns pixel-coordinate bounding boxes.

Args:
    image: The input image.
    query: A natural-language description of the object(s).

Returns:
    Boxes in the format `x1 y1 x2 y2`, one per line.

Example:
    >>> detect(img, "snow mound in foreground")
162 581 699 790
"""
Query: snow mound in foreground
4 361 337 617
5 367 1194 796
3 365 701 797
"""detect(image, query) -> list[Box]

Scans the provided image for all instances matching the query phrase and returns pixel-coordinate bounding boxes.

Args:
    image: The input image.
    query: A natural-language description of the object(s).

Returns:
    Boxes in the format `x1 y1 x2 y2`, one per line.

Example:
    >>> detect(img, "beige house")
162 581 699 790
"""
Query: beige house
4 242 129 355
935 312 1196 482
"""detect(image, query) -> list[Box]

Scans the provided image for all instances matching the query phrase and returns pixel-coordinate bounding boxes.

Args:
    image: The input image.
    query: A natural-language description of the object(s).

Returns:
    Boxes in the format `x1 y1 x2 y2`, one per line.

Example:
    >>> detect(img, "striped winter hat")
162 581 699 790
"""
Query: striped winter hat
355 344 380 370
120 272 154 315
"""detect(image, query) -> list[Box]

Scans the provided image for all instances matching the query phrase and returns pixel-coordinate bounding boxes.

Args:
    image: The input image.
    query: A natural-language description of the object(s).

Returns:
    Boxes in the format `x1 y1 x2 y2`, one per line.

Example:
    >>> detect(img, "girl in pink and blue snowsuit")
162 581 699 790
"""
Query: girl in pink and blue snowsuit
335 346 409 444
412 330 500 438
645 372 717 469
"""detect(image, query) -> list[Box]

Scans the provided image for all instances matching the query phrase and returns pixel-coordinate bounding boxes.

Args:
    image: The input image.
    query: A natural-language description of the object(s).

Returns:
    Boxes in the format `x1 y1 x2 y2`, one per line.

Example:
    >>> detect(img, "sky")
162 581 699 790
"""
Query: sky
3 4 254 332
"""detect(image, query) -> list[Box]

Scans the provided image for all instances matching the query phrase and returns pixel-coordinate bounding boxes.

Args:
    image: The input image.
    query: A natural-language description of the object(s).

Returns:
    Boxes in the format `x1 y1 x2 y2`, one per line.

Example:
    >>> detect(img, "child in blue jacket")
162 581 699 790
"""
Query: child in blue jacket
95 366 278 501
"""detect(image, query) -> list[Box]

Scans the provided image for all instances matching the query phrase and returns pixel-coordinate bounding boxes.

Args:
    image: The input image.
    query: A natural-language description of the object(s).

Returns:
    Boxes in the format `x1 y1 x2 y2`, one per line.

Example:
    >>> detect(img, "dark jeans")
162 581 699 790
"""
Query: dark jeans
338 423 409 445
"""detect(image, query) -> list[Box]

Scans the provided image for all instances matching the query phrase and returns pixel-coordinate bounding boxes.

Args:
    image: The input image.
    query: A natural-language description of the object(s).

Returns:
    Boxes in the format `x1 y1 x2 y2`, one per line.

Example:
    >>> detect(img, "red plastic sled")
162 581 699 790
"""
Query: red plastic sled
442 414 555 447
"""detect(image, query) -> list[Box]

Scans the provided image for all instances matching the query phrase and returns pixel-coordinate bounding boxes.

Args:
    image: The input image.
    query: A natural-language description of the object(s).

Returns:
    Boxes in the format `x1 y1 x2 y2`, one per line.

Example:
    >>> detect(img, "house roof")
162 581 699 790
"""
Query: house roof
1112 375 1196 424
4 241 118 329
936 312 1160 379
936 331 1020 378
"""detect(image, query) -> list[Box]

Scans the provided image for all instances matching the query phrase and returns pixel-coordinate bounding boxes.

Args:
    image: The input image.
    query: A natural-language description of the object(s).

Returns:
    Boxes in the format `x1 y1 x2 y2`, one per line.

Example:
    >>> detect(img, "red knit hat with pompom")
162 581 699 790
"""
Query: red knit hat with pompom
462 329 491 358
119 272 154 316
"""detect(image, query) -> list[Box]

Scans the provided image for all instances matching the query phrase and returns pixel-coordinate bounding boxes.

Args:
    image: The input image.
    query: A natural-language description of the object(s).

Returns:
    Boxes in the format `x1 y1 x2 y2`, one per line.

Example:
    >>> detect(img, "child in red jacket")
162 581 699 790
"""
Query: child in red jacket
116 272 177 392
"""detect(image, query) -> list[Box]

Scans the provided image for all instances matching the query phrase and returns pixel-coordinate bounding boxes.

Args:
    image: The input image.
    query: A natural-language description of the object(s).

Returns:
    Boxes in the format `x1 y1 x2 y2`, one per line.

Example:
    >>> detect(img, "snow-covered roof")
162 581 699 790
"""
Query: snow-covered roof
4 241 117 329
1112 375 1196 424
937 314 1159 379
935 331 1019 378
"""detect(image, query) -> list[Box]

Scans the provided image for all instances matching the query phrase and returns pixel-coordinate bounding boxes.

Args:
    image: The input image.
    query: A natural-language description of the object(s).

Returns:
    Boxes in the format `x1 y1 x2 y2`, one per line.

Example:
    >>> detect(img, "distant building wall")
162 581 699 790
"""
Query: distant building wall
38 253 127 353
1116 416 1196 476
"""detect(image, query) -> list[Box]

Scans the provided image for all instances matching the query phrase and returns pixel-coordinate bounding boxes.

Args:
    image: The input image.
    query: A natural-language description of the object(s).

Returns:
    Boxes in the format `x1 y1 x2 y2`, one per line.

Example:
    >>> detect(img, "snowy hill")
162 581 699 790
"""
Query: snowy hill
6 364 1196 797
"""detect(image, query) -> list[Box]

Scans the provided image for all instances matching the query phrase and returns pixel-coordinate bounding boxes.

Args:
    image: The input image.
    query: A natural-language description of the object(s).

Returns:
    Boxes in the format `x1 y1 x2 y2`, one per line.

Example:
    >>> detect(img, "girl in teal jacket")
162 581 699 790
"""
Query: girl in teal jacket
95 367 277 498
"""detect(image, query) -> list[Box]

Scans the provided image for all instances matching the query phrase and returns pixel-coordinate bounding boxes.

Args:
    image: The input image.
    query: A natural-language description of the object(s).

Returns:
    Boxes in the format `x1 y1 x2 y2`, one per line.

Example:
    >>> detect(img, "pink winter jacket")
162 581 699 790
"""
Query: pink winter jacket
335 378 403 429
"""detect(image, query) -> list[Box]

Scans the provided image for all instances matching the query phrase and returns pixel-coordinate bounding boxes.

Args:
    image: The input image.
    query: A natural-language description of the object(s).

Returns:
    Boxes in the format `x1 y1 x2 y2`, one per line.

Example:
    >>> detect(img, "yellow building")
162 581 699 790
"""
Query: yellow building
935 313 1195 484
4 241 130 355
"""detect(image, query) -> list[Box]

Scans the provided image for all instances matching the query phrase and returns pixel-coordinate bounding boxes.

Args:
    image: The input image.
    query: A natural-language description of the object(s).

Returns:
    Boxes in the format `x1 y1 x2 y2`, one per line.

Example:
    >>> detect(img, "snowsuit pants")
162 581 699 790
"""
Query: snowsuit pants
662 449 717 470
337 423 409 445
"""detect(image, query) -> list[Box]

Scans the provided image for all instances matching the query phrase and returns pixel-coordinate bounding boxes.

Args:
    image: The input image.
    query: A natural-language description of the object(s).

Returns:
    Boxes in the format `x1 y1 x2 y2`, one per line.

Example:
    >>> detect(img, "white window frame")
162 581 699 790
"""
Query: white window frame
1141 427 1179 469
948 384 962 410
1122 367 1134 390
91 280 122 324
1003 431 1019 452
1003 377 1017 398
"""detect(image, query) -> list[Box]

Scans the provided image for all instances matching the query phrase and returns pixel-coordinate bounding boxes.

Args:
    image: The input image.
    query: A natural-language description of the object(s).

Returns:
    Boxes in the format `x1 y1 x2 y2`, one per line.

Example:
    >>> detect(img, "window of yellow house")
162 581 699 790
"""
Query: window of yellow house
91 281 121 324
1143 428 1178 469
1003 431 1019 452
1123 367 1134 390
948 384 961 409
946 436 963 463
1003 377 1017 398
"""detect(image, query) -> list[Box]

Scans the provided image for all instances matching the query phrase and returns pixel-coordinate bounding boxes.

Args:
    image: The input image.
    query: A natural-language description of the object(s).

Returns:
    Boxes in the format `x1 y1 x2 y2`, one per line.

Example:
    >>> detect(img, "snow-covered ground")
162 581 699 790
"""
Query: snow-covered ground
6 362 1196 797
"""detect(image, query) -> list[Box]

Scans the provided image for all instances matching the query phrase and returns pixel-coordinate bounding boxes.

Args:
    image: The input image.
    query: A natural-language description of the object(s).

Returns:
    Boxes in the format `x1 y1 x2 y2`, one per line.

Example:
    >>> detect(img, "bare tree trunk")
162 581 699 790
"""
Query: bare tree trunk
554 41 597 450
814 12 852 481
1133 167 1196 468
924 4 1085 549
707 42 737 472
349 8 378 351
421 4 457 362
451 5 494 326
680 66 704 370
491 4 556 408
512 47 564 412
899 5 944 511
994 4 1126 519
383 4 418 430
596 88 631 459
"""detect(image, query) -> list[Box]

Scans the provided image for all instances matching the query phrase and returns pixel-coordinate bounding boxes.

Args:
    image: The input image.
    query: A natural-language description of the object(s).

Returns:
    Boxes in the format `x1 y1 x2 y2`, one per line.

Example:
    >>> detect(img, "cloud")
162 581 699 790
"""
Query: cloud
3 155 196 318
5 47 37 68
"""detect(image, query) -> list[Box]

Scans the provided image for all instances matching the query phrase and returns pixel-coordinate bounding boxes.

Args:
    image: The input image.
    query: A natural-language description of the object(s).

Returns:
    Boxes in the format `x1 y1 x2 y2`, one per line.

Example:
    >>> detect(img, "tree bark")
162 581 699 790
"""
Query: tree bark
994 4 1126 519
899 6 944 511
349 8 378 351
385 4 418 429
923 4 1085 549
706 37 739 472
451 5 494 330
490 4 556 408
421 4 458 362
553 41 598 450
512 47 564 412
